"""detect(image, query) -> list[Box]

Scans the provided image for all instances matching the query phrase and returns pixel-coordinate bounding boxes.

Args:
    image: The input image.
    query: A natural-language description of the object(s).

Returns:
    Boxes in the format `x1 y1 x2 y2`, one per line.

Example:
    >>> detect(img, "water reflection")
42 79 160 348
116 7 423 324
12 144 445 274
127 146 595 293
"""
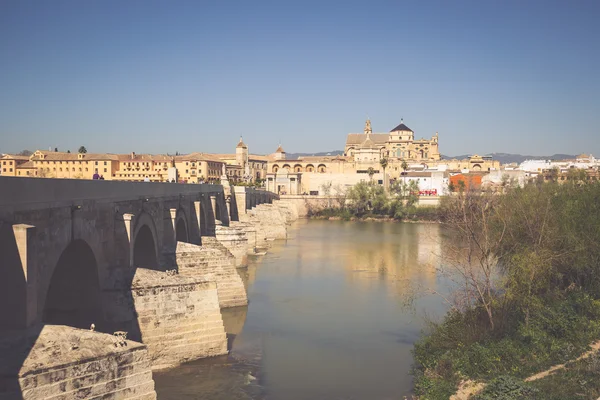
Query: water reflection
154 220 451 400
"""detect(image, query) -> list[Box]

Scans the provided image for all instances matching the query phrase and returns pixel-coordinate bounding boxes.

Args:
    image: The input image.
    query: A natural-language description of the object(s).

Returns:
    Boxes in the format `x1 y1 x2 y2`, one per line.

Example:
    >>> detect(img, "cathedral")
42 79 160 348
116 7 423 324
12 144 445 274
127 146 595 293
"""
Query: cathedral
344 119 441 163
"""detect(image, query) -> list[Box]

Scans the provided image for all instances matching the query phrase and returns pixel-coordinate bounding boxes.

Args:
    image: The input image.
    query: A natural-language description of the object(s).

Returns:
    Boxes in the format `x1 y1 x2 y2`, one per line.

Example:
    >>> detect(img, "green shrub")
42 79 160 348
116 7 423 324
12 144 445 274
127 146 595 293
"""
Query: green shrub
471 376 538 400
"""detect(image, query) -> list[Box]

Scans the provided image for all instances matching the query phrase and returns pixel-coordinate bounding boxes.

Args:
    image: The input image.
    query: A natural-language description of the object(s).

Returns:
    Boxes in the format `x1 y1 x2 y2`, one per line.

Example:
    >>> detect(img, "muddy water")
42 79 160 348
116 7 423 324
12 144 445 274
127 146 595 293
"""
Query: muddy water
154 220 451 400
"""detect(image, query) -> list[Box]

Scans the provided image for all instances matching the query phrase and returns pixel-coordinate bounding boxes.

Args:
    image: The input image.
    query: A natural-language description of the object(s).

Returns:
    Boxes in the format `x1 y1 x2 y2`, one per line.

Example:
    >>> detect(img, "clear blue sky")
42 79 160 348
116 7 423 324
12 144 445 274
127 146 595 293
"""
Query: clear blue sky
1 0 598 156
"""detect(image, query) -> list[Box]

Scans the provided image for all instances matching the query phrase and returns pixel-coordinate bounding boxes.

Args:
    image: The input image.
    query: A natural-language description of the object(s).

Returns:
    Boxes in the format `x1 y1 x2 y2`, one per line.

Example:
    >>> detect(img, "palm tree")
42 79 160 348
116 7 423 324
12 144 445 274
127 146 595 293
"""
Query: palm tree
401 160 409 174
367 167 375 182
379 157 389 191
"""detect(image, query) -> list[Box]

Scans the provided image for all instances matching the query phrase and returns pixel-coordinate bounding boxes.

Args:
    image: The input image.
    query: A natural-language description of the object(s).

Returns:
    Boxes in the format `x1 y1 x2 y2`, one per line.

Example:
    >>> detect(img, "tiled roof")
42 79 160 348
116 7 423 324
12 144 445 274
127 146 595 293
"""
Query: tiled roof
360 137 376 149
16 161 36 168
345 133 388 146
176 152 225 163
0 154 30 160
390 122 413 132
31 151 120 161
116 153 172 162
276 145 285 153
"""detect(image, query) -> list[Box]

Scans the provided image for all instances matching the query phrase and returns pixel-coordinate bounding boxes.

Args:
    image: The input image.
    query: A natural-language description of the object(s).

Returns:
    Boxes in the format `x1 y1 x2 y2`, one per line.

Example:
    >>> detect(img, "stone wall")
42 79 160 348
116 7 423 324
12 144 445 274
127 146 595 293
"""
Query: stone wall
129 269 228 368
174 241 248 308
240 204 288 243
215 224 249 266
0 325 156 400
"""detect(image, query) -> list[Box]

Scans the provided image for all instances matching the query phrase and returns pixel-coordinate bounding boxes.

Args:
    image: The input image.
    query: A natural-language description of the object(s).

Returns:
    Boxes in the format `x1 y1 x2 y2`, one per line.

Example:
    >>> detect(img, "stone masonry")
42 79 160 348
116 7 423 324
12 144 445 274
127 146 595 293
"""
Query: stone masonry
214 224 249 267
129 269 227 368
175 240 248 308
0 325 157 400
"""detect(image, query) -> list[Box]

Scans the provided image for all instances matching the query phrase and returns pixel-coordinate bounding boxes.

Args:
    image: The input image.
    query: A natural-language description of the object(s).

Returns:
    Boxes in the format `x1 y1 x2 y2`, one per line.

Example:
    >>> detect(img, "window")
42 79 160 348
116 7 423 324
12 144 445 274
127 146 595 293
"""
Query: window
104 168 107 173
95 161 98 165
104 161 107 166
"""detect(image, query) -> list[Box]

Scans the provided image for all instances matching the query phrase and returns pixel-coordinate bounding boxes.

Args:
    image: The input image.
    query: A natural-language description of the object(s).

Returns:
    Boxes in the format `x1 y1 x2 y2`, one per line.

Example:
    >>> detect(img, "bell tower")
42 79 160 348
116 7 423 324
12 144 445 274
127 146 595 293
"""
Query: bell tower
236 136 248 167
364 118 372 135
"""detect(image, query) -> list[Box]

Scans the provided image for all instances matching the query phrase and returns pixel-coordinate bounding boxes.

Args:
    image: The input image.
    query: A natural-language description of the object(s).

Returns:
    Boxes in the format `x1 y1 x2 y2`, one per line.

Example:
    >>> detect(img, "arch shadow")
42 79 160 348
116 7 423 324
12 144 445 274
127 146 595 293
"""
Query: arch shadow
0 222 27 331
176 216 189 243
43 239 105 331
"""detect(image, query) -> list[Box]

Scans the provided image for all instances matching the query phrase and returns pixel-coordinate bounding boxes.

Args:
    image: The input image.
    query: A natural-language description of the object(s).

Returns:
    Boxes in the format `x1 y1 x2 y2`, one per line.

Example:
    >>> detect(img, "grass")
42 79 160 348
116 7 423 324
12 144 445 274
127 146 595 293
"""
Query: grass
412 291 600 399
528 350 600 400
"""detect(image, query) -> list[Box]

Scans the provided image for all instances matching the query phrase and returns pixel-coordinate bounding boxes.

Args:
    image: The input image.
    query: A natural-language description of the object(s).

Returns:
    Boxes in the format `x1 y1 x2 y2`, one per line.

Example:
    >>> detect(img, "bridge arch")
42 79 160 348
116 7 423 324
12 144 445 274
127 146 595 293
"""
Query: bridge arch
132 212 160 270
43 239 104 331
175 208 189 243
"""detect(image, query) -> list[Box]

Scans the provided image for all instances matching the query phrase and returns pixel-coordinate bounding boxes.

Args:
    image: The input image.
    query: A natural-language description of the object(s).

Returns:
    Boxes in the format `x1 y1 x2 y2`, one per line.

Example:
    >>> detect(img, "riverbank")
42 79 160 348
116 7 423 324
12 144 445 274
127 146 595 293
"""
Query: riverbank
311 214 441 223
308 205 442 222
411 181 600 400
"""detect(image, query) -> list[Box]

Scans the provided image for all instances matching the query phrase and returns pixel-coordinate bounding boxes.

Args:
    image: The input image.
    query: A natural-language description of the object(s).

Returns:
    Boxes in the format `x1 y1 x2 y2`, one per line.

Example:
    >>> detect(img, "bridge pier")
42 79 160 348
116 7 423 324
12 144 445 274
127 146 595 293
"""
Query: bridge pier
0 326 157 400
174 240 247 307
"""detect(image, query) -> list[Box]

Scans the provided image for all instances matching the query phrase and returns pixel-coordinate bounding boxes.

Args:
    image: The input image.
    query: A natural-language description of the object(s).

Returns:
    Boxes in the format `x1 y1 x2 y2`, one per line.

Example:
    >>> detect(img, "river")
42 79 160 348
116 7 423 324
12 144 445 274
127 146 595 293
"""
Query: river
154 220 452 400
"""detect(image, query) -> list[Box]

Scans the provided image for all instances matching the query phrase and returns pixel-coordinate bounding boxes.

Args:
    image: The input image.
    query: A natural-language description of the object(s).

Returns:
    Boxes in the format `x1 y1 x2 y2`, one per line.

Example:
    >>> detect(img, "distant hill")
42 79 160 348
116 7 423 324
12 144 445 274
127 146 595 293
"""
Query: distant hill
286 150 344 159
442 153 577 165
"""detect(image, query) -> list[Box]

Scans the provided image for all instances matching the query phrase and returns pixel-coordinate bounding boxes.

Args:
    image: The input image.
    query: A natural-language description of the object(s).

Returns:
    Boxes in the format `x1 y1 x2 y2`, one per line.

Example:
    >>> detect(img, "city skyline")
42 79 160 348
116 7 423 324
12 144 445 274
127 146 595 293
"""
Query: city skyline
1 0 599 156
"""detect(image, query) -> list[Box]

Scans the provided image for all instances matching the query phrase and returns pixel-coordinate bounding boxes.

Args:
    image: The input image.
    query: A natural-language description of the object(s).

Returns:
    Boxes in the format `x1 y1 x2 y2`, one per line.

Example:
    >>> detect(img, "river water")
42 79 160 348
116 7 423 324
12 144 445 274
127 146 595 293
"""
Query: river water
154 220 451 400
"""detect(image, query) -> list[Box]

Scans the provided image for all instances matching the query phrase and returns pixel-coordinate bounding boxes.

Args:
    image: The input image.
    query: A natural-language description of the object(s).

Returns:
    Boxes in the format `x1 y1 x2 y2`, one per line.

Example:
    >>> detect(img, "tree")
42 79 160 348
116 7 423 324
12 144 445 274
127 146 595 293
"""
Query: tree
67 150 71 153
401 161 409 174
367 167 375 182
54 147 58 152
439 190 505 330
380 158 389 191
78 146 87 154
17 150 32 156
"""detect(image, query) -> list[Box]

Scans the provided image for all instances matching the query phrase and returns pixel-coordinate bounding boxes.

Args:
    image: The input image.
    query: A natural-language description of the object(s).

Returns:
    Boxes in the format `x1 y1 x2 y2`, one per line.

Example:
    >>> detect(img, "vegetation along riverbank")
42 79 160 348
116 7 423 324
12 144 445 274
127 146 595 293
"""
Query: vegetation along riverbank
412 179 600 399
307 180 443 222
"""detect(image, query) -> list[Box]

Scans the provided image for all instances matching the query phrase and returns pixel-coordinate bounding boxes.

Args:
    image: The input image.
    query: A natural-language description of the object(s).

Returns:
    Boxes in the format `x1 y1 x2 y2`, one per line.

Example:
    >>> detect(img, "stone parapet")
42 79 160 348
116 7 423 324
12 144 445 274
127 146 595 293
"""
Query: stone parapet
0 325 157 400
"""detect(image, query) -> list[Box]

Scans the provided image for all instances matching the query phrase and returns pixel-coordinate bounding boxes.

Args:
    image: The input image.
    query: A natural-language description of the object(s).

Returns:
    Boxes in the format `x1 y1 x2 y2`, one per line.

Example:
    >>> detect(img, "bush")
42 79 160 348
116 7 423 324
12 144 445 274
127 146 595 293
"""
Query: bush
472 376 538 400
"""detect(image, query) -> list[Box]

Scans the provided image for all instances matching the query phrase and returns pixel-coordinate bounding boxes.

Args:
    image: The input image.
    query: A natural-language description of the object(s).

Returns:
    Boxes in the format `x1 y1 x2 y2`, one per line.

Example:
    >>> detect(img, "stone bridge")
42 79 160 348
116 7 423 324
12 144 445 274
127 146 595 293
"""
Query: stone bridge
0 176 296 399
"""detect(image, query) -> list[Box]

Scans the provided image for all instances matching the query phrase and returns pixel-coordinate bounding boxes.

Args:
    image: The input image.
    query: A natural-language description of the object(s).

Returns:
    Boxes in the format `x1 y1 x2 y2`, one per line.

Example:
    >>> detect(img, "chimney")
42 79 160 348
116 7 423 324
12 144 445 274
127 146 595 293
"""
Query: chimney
131 152 135 160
